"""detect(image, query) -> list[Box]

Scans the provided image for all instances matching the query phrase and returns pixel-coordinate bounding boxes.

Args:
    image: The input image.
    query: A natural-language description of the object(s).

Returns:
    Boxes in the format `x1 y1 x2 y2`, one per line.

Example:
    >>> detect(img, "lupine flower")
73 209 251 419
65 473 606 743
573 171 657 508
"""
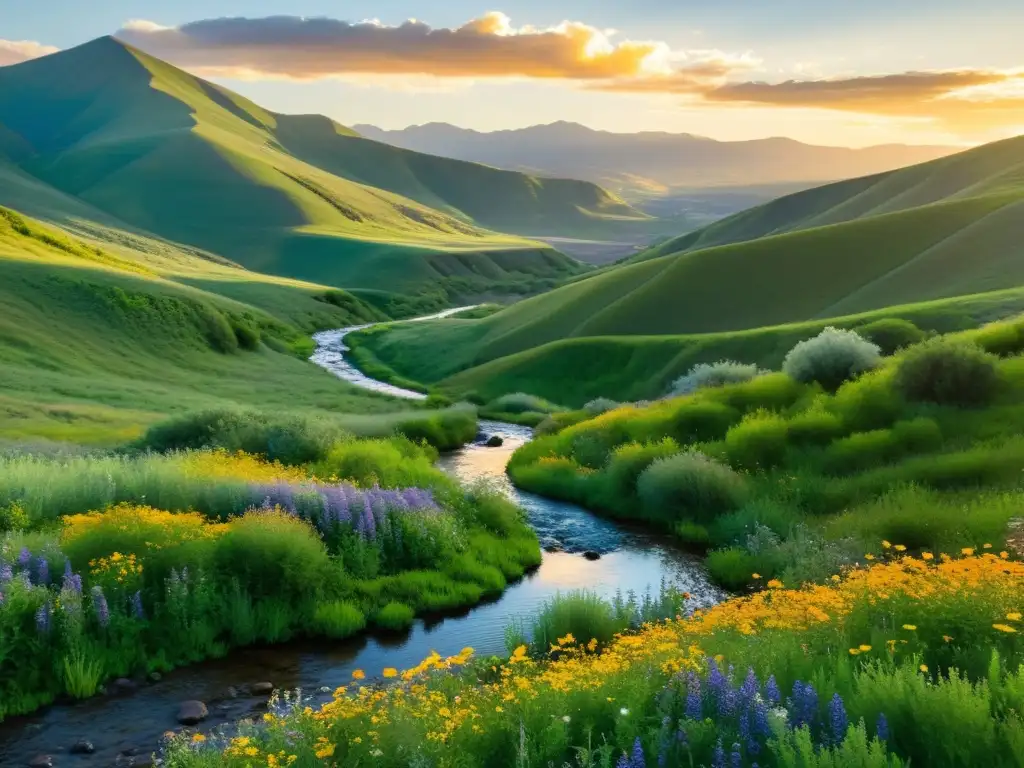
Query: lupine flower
876 713 889 741
35 600 51 634
712 739 726 768
730 743 742 768
36 556 49 586
790 681 818 730
684 672 702 720
0 562 11 582
739 668 758 708
62 562 82 594
17 546 31 569
91 585 110 627
132 590 145 620
765 675 781 705
829 693 848 743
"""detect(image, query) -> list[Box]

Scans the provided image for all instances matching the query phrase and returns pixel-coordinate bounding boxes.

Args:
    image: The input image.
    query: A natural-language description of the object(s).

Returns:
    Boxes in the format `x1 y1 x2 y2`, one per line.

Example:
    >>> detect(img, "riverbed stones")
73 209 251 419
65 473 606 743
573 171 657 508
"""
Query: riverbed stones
250 681 274 695
485 435 504 447
69 740 95 754
27 756 53 768
114 678 137 692
583 550 601 561
176 700 209 725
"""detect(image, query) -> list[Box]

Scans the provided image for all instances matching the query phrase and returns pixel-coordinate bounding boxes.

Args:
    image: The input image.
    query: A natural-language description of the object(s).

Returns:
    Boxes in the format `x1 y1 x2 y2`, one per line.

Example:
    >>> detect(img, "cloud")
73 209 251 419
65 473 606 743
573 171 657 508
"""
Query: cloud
116 13 676 81
0 39 59 66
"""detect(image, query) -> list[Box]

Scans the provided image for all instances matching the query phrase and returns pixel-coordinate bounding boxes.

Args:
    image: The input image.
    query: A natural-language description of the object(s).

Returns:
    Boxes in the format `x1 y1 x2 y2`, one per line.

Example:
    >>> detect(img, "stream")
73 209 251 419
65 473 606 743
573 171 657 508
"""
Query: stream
1 310 722 767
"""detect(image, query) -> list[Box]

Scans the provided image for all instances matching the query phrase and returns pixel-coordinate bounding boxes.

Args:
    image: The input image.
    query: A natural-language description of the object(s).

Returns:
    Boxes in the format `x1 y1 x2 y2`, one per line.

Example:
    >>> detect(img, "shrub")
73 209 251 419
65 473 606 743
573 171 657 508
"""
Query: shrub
857 318 926 355
604 438 680 501
510 590 628 656
894 338 999 407
583 398 620 416
787 406 844 446
313 438 447 491
396 408 477 450
965 317 1024 357
636 451 747 524
724 410 790 470
705 546 763 590
375 601 415 630
823 417 943 475
669 360 768 396
783 327 881 392
232 320 261 351
0 500 29 532
487 392 559 415
313 601 366 639
830 369 905 432
667 400 741 445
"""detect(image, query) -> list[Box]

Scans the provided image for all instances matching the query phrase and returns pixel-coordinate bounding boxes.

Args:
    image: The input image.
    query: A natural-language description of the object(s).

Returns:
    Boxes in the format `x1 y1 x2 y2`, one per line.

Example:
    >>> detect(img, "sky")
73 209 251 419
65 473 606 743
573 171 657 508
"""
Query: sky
3 0 1023 147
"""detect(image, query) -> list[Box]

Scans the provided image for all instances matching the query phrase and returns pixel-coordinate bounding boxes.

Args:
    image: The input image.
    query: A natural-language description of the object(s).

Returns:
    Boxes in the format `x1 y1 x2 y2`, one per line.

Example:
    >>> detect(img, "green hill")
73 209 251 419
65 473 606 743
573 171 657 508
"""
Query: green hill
0 204 447 444
0 38 647 297
352 135 1024 403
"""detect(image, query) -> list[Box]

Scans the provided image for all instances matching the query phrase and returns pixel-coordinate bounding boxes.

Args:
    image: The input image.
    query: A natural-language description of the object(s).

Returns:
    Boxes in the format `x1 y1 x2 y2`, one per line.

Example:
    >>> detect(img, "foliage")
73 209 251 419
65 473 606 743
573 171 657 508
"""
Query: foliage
724 409 791 470
783 327 881 392
669 360 768 396
487 392 561 415
857 318 926 355
636 452 748 524
893 338 999 407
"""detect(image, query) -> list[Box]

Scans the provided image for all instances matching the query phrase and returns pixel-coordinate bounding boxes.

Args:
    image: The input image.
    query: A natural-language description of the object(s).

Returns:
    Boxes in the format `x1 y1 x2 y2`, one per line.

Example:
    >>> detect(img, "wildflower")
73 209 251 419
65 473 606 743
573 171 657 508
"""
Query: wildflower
830 575 841 583
0 563 12 582
730 743 742 768
894 544 906 552
943 635 954 643
557 632 576 645
751 573 761 580
684 672 702 719
767 579 783 589
36 556 49 586
902 624 917 631
1000 551 1010 559
865 554 875 561
495 706 503 713
859 644 872 652
876 713 889 741
562 715 571 723
848 648 860 656
132 591 145 620
35 600 51 634
882 541 891 549
712 739 726 768
382 668 397 678
351 669 365 680
17 546 30 569
829 693 848 743
962 547 975 556
191 734 206 743
993 624 1018 633
764 675 781 706
1007 613 1022 621
921 552 934 561
983 543 992 549
919 664 929 673
91 586 109 627
620 707 630 717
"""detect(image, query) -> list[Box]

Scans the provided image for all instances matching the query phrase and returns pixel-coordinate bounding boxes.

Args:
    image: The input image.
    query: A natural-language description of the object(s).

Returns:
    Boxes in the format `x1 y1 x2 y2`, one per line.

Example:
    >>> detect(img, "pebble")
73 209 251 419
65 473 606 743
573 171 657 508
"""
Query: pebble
176 700 208 725
250 682 274 695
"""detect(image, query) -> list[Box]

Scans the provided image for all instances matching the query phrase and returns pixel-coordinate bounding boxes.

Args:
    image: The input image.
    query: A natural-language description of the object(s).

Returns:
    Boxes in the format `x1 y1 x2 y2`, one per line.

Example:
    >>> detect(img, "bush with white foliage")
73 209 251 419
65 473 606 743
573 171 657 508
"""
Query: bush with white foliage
782 327 881 392
583 398 620 416
668 360 767 397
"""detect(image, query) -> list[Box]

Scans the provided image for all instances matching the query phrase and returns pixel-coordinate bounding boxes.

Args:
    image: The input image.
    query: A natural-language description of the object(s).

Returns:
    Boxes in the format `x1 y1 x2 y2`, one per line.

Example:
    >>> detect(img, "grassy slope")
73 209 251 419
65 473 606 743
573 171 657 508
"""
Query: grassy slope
358 286 1024 406
0 206 425 445
354 134 1024 399
0 38 621 295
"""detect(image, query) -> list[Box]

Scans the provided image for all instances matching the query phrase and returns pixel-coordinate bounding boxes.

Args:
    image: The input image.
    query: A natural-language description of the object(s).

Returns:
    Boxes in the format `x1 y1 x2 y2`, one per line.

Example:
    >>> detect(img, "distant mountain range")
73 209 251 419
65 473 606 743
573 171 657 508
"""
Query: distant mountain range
0 38 649 296
354 122 960 195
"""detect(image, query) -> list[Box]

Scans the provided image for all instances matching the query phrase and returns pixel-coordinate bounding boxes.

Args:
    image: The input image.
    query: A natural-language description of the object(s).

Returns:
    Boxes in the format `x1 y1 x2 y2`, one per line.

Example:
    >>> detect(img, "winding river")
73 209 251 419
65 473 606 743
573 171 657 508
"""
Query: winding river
1 310 721 767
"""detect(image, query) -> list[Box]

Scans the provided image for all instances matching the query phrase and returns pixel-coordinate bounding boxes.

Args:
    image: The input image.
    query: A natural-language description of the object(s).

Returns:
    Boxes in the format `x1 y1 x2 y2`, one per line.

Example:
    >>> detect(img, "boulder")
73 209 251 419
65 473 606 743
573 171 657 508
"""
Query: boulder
27 756 53 768
485 435 504 447
250 681 274 695
70 740 95 755
582 551 601 561
176 700 208 725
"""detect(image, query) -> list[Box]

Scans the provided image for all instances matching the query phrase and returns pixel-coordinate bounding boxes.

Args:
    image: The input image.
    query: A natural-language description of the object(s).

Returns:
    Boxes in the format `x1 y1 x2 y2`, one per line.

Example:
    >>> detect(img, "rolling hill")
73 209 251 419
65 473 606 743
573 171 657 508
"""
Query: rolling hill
0 202 451 444
353 134 1024 403
354 122 958 196
0 38 648 297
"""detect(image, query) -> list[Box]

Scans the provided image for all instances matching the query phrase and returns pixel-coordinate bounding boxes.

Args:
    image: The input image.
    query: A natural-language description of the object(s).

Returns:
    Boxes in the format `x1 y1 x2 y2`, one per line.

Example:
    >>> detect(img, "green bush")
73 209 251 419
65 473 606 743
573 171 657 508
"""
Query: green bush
965 317 1024 357
830 369 905 432
783 327 881 392
668 360 768 396
375 601 416 630
583 397 621 416
786 406 844 446
705 546 763 591
313 438 447 491
822 418 942 475
313 601 367 639
894 338 999 407
724 410 790 470
510 590 627 656
857 318 926 355
487 392 559 415
636 451 747 524
604 438 680 501
667 400 741 445
395 408 477 451
0 501 29 532
136 409 341 465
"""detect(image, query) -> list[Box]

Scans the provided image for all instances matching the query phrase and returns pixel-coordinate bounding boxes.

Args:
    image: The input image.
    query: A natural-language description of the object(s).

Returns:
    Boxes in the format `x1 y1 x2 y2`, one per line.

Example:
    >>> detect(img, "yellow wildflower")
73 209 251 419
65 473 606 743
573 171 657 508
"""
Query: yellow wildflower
859 644 872 652
919 664 928 673
994 624 1017 633
352 669 366 680
383 668 398 678
902 624 917 631
893 545 907 552
1007 613 1022 622
881 541 892 549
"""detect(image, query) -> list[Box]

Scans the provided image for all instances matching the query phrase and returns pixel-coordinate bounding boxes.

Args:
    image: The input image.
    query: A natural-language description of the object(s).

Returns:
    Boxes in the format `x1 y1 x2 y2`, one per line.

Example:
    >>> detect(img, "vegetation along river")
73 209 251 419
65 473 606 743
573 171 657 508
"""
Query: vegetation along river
1 309 722 767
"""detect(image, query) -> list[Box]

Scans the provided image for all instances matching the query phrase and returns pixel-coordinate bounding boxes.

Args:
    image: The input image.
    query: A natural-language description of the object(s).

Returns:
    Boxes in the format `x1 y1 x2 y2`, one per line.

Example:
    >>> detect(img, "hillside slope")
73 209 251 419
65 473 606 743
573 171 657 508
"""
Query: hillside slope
0 204 427 444
354 135 1024 401
0 39 647 295
355 122 957 194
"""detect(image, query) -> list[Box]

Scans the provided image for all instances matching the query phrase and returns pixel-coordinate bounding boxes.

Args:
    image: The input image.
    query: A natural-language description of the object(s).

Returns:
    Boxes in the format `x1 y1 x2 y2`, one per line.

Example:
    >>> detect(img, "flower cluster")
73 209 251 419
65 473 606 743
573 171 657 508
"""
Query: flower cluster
89 552 143 582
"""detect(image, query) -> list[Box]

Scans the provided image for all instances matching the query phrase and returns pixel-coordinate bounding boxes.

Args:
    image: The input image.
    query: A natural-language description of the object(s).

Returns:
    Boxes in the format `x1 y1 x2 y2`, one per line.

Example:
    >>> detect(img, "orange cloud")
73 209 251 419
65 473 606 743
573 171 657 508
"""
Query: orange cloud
0 39 59 66
116 13 673 81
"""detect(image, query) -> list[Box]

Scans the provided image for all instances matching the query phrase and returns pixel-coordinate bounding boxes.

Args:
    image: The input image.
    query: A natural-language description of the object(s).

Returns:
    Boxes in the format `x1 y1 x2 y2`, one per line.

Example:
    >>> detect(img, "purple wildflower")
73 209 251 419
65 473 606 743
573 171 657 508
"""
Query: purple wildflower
730 743 742 768
739 668 758 709
790 681 818 731
0 562 11 582
17 546 31 569
765 675 781 705
829 693 848 744
631 737 645 768
36 556 49 586
616 755 630 768
712 739 726 768
876 713 889 741
752 699 771 739
132 590 145 620
62 563 82 594
35 600 51 634
91 586 110 627
684 672 702 720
